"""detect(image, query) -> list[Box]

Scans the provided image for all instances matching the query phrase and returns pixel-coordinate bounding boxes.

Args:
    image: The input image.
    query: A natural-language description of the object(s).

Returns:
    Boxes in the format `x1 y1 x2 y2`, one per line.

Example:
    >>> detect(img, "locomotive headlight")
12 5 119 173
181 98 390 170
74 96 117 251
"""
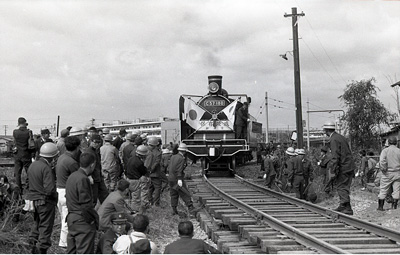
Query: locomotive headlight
208 82 219 94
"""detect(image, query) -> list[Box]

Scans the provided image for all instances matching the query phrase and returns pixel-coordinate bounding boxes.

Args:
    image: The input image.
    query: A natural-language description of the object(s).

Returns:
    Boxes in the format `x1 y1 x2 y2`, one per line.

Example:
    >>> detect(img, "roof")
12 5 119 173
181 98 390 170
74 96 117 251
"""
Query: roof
390 81 400 87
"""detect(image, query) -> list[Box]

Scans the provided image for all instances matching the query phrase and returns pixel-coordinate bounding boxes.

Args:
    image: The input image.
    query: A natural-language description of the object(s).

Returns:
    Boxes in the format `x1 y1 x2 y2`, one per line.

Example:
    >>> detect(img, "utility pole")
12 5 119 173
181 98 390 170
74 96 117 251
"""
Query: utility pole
307 99 310 150
265 91 269 143
91 118 96 126
4 125 8 136
285 7 305 148
57 115 60 137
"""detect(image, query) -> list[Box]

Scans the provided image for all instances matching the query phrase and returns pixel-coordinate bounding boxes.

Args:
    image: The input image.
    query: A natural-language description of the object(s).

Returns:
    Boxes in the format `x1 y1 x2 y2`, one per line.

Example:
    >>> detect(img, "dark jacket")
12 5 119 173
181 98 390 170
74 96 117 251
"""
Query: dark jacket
145 148 162 178
287 156 303 183
112 136 124 150
66 168 95 213
84 146 102 183
235 106 249 126
329 132 355 175
122 143 135 167
164 236 219 254
26 158 58 205
302 158 314 181
56 151 79 188
13 126 32 160
125 155 148 179
168 153 187 182
96 228 119 254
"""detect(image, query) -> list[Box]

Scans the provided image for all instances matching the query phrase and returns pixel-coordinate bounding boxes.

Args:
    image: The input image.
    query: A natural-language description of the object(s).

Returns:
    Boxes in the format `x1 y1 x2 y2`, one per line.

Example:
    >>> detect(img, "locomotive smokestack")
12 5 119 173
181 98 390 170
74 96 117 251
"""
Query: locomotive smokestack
208 75 223 95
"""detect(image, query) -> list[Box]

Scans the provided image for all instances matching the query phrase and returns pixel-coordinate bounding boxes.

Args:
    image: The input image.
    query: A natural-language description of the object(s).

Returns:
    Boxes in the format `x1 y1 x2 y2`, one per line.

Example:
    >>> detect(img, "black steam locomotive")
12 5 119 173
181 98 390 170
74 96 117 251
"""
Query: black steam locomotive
179 75 263 175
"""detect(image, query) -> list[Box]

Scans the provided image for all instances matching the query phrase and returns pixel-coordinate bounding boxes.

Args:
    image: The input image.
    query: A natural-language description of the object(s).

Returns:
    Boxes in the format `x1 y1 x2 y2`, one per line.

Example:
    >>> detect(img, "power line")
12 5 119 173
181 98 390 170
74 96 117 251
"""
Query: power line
301 37 339 85
296 1 347 84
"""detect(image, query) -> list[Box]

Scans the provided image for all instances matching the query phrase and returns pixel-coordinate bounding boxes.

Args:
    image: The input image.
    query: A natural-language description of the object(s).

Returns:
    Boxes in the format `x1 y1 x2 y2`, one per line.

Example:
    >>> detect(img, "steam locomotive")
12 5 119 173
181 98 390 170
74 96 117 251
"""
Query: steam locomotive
179 75 263 175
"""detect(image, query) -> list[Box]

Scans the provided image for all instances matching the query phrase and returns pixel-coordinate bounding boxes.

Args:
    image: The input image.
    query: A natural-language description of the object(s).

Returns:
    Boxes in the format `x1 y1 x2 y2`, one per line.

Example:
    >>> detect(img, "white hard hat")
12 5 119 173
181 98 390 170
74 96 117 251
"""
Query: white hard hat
69 127 85 136
285 147 296 156
178 143 188 151
323 120 336 130
297 149 306 155
39 142 59 158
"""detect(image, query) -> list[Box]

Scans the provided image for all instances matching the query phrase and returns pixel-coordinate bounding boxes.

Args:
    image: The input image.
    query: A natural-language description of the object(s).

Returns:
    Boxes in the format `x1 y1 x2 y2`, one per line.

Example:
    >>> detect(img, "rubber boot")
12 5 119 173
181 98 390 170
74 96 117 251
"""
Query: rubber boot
341 202 354 215
392 199 398 210
377 199 385 211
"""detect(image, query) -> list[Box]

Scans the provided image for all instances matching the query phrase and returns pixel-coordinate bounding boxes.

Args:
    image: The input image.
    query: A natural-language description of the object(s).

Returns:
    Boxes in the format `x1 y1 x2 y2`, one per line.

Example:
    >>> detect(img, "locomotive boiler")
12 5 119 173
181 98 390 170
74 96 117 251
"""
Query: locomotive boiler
179 75 263 175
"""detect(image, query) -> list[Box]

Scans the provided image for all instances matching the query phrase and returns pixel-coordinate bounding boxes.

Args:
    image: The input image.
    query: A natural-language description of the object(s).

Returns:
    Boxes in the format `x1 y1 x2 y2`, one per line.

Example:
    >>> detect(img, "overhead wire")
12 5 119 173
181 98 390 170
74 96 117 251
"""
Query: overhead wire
296 1 347 84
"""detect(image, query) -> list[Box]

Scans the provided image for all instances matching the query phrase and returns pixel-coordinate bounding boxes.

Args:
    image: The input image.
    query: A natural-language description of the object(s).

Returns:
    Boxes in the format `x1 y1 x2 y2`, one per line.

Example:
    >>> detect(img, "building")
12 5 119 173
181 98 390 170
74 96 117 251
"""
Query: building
98 117 180 144
0 136 13 154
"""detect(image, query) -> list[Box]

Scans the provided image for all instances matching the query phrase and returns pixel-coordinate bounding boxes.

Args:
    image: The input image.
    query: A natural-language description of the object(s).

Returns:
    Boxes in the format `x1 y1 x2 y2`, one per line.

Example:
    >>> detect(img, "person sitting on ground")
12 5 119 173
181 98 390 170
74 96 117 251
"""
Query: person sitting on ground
0 175 21 221
164 221 220 254
113 214 159 254
96 212 130 254
97 179 135 231
131 239 151 254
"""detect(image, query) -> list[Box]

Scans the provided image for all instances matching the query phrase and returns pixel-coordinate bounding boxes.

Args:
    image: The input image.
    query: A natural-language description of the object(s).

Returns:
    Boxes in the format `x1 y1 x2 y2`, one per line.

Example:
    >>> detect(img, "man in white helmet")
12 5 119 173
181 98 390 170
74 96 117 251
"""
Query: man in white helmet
323 120 355 215
125 145 150 214
26 142 59 254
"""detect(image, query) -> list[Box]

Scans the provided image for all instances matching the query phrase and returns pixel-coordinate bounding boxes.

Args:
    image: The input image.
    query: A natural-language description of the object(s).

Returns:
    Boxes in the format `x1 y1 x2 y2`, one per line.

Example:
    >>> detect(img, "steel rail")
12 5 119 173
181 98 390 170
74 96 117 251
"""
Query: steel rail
236 175 400 243
204 175 349 254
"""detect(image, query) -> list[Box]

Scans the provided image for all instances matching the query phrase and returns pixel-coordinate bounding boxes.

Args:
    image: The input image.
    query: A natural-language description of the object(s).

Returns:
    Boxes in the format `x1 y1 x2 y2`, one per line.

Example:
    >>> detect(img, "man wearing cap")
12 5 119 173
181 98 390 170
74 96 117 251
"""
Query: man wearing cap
283 147 297 193
84 134 109 205
98 179 134 231
234 102 250 139
323 120 355 215
13 117 34 191
146 137 162 207
55 136 81 248
113 128 127 150
113 214 159 254
377 136 400 210
164 221 219 254
168 143 197 216
261 152 276 189
34 129 54 160
287 148 306 199
56 129 70 156
26 142 59 254
101 134 122 192
97 212 129 254
66 152 98 254
125 145 150 214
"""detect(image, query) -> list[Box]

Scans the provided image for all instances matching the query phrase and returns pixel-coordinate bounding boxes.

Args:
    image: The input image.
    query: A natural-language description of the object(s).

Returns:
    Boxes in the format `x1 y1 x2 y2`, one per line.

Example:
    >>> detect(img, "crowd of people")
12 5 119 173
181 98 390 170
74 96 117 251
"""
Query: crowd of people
6 116 400 253
258 120 400 216
8 117 215 254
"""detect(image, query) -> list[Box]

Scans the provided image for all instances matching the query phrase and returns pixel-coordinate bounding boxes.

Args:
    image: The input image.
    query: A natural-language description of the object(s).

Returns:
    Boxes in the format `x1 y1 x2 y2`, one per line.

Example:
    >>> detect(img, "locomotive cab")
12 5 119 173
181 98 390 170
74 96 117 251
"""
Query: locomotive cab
179 75 263 175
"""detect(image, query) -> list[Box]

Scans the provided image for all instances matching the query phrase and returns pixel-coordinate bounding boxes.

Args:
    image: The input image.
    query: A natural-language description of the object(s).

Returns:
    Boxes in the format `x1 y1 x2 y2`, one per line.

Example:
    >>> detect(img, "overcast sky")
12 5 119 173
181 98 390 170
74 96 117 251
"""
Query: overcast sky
0 0 399 136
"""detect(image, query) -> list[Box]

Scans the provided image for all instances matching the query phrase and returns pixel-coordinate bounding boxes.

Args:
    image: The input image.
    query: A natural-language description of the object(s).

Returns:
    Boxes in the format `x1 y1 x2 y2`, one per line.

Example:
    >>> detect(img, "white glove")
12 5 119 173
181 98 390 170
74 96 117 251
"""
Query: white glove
88 176 94 185
263 174 267 179
317 161 321 166
247 119 250 122
177 180 183 187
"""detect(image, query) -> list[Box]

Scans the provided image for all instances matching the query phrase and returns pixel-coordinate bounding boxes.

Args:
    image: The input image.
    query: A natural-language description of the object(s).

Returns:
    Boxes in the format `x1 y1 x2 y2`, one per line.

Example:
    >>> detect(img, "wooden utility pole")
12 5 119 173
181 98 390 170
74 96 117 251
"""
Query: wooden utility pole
265 91 269 143
57 115 60 137
285 7 305 148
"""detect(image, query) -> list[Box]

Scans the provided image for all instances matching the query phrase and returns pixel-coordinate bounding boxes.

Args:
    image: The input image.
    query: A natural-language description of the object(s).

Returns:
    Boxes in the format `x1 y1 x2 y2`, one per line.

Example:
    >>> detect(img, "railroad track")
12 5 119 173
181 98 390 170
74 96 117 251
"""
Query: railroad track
0 159 14 167
188 175 400 254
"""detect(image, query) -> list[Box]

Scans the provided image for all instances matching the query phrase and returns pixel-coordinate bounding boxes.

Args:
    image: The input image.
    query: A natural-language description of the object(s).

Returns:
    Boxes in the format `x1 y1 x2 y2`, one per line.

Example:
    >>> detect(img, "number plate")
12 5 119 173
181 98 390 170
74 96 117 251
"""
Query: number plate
204 100 226 107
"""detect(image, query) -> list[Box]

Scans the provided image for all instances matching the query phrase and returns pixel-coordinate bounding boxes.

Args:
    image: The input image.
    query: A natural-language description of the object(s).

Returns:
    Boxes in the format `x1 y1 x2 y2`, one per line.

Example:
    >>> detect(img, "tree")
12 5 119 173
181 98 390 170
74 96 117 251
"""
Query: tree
339 78 396 149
